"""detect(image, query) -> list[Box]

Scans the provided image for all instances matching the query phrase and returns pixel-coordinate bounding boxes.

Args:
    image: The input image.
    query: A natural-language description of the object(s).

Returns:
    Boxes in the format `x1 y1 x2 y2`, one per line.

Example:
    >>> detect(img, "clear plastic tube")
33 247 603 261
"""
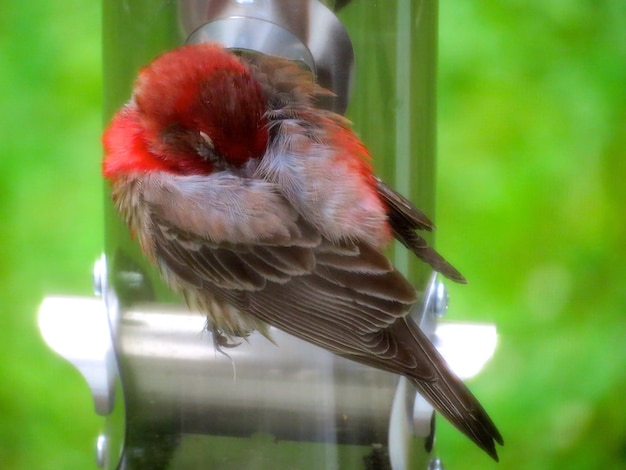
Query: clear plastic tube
102 2 438 468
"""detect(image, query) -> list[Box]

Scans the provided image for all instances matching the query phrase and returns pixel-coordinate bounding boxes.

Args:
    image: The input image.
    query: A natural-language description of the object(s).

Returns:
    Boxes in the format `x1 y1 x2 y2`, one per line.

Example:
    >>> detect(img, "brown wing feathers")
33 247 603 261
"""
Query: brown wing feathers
376 177 467 284
152 209 502 458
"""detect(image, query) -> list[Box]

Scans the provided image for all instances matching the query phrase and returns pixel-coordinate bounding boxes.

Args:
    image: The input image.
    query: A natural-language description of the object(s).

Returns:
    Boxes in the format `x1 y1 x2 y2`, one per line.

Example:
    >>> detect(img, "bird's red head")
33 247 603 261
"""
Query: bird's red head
103 44 269 178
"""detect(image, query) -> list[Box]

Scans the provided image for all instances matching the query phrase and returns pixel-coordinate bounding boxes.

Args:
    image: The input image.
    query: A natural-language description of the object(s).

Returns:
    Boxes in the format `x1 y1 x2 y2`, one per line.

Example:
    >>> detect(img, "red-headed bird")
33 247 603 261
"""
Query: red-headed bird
103 43 502 460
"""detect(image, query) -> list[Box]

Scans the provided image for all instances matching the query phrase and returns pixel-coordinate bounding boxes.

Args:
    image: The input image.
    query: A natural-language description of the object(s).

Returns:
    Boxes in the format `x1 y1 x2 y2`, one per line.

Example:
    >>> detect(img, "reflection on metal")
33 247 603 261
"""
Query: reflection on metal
435 322 498 380
181 0 354 113
428 457 445 470
96 433 108 468
38 296 117 416
187 17 317 73
419 274 498 380
417 274 449 338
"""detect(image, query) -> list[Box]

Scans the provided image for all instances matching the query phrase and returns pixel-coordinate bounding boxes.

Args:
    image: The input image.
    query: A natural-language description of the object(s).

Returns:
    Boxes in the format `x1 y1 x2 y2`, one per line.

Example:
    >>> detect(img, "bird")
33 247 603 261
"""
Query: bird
102 43 503 460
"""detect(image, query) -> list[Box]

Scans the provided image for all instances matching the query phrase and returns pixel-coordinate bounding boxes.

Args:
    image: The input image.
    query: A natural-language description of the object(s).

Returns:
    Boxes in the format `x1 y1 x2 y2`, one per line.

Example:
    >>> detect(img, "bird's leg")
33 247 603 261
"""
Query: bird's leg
207 323 243 355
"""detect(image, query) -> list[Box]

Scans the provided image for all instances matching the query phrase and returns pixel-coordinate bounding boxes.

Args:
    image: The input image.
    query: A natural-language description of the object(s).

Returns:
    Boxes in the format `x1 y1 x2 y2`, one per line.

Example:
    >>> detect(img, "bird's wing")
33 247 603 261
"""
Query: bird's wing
143 169 416 354
151 213 419 359
142 171 501 459
375 177 467 283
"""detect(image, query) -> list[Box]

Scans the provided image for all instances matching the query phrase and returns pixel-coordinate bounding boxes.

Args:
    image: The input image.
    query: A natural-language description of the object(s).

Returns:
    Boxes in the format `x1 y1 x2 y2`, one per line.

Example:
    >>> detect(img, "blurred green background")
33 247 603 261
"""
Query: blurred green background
1 1 624 469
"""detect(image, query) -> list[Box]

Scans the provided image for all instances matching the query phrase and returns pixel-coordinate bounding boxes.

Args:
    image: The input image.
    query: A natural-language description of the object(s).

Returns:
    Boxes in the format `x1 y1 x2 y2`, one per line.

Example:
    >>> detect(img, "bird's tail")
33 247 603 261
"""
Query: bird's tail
391 318 503 461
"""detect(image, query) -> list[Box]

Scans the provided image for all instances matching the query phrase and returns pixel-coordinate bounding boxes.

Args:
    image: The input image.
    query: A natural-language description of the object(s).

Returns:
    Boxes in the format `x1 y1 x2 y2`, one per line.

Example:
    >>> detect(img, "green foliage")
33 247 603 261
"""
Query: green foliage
1 1 623 469
436 2 626 468
0 2 103 469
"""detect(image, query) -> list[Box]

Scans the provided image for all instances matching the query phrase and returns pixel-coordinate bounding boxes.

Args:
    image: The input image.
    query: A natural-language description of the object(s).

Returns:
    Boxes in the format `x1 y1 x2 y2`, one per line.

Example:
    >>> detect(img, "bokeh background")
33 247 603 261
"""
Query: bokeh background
1 1 624 469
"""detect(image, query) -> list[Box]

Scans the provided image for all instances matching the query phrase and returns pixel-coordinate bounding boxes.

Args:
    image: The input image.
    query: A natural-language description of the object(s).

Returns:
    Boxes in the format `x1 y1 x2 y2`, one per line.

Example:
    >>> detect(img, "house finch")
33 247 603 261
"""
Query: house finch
103 43 502 460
